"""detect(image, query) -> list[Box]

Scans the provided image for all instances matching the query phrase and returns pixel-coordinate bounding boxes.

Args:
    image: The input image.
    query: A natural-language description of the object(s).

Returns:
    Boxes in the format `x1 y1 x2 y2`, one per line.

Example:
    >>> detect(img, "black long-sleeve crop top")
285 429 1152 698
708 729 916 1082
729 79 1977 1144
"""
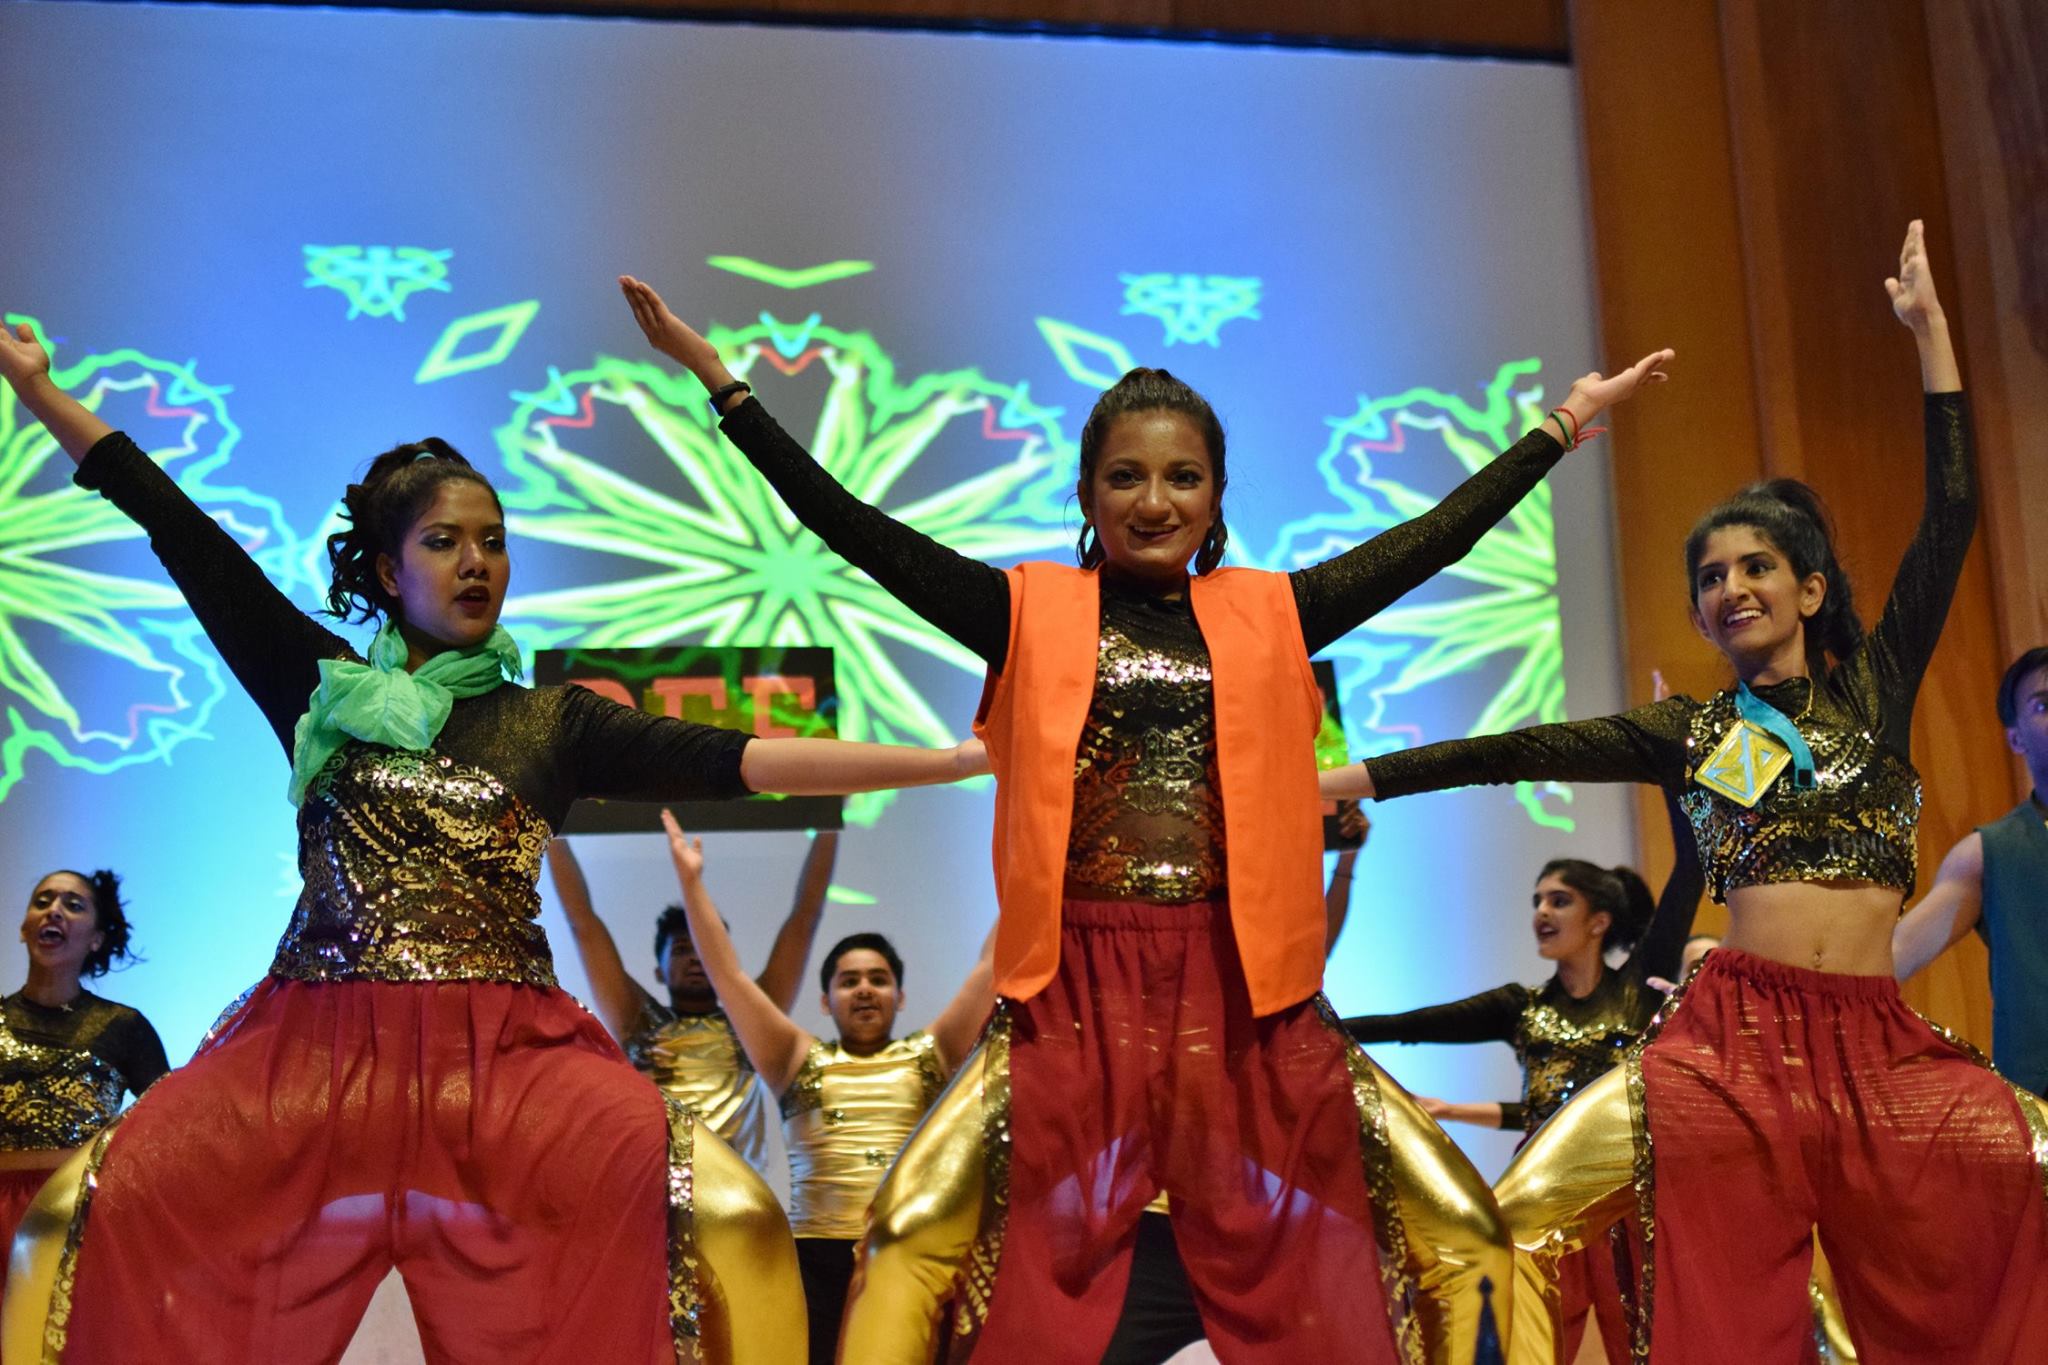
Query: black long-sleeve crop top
1362 394 1976 902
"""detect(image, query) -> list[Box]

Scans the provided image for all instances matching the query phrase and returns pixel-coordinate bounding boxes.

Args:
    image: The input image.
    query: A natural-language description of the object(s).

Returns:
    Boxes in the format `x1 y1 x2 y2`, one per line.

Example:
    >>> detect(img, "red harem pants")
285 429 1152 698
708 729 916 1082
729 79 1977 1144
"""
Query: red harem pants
46 978 682 1365
968 899 1408 1365
0 1167 55 1322
1556 1232 1632 1365
1640 947 2048 1363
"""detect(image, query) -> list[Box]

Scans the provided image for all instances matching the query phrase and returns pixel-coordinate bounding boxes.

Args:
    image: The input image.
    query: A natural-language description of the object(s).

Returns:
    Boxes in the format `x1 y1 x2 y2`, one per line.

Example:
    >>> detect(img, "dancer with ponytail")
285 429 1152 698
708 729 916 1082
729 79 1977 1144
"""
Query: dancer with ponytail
0 321 983 1364
621 271 1672 1364
1323 222 2047 1363
0 870 167 1318
1344 801 1700 1365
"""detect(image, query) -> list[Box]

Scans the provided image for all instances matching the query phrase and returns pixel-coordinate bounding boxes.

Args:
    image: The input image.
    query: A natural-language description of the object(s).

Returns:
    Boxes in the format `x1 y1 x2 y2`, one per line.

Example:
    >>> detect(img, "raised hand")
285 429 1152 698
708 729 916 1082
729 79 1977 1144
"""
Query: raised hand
0 320 53 389
660 808 707 881
1884 219 1945 332
618 275 732 389
1560 347 1677 431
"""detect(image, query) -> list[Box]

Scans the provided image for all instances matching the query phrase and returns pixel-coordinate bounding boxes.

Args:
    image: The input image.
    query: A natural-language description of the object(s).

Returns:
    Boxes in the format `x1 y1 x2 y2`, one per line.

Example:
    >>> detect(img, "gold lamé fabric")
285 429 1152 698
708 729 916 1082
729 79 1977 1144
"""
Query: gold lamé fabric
1680 679 1921 902
1065 584 1225 902
627 1006 771 1174
781 1031 945 1239
1512 972 1659 1133
0 1012 133 1153
272 743 557 987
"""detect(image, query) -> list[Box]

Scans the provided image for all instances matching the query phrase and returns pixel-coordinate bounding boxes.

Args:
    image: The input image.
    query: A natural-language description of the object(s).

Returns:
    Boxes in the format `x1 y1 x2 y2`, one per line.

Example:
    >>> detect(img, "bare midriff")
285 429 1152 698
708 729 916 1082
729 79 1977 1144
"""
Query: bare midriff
0 1145 78 1173
1721 880 1906 976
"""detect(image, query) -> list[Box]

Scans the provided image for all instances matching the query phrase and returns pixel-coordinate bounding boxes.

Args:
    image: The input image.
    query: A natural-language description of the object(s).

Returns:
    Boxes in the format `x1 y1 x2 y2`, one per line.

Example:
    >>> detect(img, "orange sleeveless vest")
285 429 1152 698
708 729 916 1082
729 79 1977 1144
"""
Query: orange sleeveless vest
973 562 1328 1017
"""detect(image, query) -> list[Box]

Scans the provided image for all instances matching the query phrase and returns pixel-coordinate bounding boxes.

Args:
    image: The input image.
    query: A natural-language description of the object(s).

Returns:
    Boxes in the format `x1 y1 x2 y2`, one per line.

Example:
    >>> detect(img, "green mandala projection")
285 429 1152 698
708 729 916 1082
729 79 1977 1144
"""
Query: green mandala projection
0 317 301 803
302 245 453 320
1119 273 1262 347
493 316 1076 824
1265 358 1576 830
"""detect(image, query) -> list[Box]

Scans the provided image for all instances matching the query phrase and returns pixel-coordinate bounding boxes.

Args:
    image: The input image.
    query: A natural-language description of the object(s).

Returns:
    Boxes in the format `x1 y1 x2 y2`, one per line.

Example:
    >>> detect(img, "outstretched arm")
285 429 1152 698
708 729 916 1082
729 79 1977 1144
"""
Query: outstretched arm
1343 984 1526 1046
1319 700 1692 801
547 837 650 1042
1293 348 1674 655
739 734 986 796
755 831 839 1013
620 275 1012 668
1864 221 1977 737
1892 832 1985 982
660 811 815 1094
0 321 349 753
1418 1098 1513 1131
926 923 999 1075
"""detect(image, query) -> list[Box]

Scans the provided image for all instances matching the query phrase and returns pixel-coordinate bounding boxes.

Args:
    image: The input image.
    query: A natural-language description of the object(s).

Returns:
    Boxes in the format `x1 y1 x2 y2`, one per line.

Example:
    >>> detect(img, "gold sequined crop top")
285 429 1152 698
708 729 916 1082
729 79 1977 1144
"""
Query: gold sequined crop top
1365 394 1976 905
1067 583 1225 902
623 994 770 1173
0 992 169 1151
780 1032 945 1238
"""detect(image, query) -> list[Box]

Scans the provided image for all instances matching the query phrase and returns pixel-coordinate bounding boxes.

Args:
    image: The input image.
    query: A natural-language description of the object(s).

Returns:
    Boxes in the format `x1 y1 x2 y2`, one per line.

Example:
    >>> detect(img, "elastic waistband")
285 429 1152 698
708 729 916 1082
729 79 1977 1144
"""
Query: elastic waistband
1059 897 1227 932
1695 945 1901 1002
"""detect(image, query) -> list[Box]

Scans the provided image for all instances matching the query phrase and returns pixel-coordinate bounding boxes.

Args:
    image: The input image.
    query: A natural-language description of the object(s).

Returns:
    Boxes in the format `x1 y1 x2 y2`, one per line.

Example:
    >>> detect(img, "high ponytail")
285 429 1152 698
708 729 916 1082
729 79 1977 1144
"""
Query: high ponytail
1684 479 1864 669
1538 859 1656 954
1075 367 1231 575
324 438 500 623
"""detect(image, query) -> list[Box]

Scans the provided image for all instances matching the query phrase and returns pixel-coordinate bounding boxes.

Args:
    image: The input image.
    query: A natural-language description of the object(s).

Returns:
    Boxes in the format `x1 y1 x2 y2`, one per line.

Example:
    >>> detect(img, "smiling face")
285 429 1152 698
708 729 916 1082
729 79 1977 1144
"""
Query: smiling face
20 873 104 981
1530 872 1608 964
374 480 509 655
821 948 903 1049
1688 525 1826 679
1080 411 1218 587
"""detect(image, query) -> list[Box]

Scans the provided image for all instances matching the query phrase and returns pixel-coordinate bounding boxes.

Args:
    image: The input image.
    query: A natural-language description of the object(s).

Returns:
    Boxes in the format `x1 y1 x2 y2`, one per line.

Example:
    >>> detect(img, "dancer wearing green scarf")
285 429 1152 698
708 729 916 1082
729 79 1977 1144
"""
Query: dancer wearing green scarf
0 324 981 1365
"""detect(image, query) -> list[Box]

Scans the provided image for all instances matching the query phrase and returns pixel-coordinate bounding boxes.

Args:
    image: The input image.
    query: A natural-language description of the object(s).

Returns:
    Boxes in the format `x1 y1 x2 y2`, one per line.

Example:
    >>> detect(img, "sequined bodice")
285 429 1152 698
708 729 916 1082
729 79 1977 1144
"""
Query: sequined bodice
0 1021 129 1151
1066 586 1224 902
781 1032 945 1238
272 743 557 986
1512 973 1655 1132
1680 682 1921 902
625 1007 770 1172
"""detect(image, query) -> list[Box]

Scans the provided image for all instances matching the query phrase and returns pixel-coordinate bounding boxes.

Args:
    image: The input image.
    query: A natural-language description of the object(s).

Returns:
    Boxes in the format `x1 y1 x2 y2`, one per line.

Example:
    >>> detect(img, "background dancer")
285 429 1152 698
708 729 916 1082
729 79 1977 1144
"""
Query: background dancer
0 869 167 1317
620 270 1672 1365
655 812 993 1365
1343 800 1699 1365
1325 222 2047 1364
548 831 838 1173
1893 646 2048 1096
0 318 984 1365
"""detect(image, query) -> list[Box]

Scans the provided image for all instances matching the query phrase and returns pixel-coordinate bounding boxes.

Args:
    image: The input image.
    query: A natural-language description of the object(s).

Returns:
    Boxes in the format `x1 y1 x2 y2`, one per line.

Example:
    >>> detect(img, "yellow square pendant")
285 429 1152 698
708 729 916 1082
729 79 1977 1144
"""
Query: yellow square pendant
1694 720 1793 808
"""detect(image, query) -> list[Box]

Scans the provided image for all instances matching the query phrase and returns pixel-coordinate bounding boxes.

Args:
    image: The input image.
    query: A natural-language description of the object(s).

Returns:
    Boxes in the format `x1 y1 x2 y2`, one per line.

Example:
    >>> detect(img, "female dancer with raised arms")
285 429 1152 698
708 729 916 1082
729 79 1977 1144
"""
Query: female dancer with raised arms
1323 221 2046 1363
0 320 981 1365
621 273 1671 1365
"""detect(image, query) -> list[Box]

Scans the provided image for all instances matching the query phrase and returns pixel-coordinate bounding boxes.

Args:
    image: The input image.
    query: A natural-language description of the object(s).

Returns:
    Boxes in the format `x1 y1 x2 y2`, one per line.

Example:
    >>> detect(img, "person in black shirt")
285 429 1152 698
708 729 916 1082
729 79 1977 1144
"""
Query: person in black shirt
0 868 167 1319
0 320 983 1365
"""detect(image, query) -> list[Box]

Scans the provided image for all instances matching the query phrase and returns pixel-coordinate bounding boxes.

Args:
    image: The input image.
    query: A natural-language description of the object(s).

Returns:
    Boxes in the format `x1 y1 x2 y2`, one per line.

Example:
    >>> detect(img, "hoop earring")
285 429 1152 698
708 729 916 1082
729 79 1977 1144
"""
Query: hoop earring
1076 522 1101 567
1196 520 1229 573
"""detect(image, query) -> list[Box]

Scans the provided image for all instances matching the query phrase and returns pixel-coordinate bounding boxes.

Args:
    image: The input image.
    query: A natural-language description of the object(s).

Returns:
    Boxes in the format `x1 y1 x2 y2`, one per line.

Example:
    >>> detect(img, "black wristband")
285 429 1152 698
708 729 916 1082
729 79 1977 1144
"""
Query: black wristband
707 380 752 415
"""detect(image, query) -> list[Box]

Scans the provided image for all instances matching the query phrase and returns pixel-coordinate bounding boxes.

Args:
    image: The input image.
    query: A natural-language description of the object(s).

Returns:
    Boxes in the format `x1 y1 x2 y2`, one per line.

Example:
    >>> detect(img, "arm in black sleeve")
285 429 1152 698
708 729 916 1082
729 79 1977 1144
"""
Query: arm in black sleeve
1858 393 1978 748
72 432 353 753
1365 700 1694 801
1498 1101 1529 1131
1291 428 1566 655
112 1011 171 1097
718 397 1013 669
556 682 757 804
1343 984 1527 1046
1627 789 1707 989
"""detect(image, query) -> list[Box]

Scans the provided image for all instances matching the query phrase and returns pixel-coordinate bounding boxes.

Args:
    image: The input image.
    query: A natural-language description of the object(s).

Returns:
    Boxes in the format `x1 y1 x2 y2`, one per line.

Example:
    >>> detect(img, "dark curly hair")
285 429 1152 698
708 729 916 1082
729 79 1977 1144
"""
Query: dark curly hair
1536 859 1655 955
1996 646 2048 727
324 438 502 623
1076 368 1229 575
818 932 904 995
1683 480 1863 670
40 869 138 978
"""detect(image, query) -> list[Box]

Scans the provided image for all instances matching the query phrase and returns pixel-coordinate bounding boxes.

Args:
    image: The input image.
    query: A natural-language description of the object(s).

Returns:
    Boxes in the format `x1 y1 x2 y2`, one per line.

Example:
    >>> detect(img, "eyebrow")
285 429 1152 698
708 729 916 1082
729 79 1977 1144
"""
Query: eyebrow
417 521 507 534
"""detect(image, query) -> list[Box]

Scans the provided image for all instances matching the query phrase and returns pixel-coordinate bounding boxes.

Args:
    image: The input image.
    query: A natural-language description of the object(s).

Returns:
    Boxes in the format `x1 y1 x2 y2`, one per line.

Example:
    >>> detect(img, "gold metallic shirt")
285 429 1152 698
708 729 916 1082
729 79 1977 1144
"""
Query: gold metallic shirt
1067 584 1225 902
781 1031 946 1238
624 995 770 1173
273 744 559 987
0 992 168 1151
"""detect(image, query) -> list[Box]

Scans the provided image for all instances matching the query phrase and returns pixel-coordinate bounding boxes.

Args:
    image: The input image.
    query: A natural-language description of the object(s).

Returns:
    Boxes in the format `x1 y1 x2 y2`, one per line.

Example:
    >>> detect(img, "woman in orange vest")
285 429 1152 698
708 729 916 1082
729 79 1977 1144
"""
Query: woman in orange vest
622 274 1671 1364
